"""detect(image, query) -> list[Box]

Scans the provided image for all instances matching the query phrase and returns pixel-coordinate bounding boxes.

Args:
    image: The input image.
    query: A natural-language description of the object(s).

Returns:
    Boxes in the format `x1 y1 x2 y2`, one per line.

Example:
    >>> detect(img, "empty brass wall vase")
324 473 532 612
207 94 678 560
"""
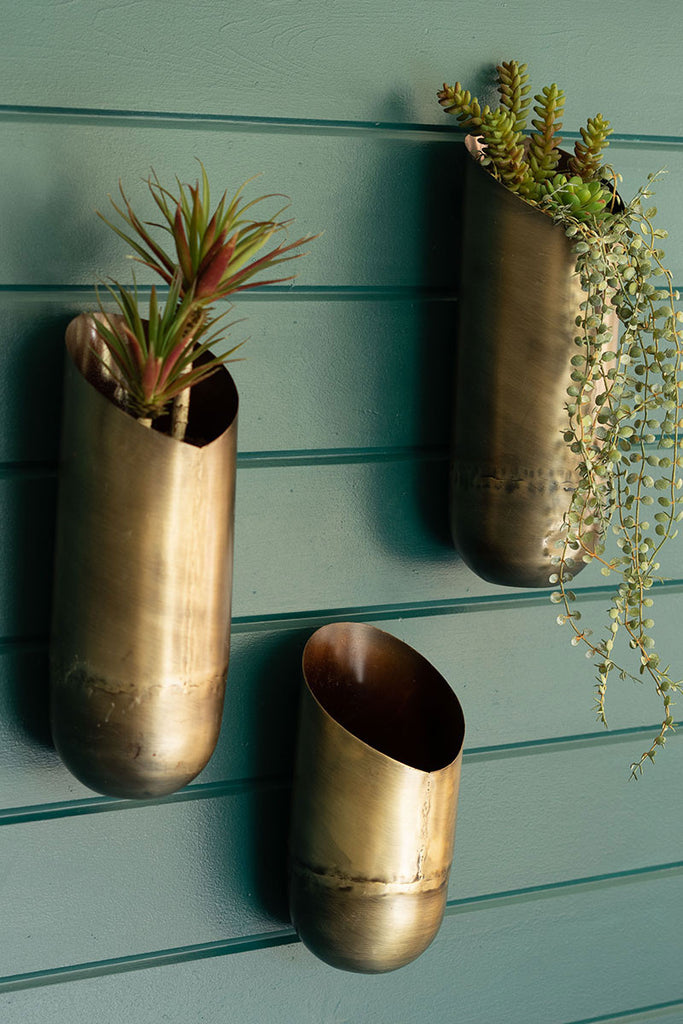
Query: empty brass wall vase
451 139 613 587
289 622 465 973
50 314 238 799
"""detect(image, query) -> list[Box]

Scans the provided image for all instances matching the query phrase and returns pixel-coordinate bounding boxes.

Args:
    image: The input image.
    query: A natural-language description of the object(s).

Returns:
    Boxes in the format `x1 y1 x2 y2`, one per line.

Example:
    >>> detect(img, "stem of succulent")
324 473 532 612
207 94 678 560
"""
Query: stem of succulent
138 416 153 429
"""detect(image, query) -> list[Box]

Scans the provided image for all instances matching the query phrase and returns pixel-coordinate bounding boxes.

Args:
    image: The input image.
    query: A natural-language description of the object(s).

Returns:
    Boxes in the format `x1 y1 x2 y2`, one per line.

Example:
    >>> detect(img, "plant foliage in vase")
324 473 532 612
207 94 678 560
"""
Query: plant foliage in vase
94 165 317 439
438 61 683 776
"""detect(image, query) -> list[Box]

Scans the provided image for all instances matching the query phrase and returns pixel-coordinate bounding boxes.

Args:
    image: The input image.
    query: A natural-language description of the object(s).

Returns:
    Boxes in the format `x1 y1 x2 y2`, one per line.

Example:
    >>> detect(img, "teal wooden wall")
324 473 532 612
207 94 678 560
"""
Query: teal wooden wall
2 2 683 1021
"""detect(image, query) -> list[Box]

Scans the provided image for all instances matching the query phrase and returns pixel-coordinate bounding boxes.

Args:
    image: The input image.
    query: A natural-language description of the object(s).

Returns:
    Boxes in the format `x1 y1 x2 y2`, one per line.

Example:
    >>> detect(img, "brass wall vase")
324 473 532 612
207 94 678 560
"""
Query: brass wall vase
50 314 238 799
451 138 614 587
289 622 465 973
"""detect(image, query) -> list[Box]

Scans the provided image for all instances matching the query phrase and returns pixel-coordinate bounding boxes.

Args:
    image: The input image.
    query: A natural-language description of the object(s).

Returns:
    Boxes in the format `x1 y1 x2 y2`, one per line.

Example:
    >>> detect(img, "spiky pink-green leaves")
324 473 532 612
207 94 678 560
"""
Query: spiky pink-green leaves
94 272 242 421
93 166 318 429
98 165 317 307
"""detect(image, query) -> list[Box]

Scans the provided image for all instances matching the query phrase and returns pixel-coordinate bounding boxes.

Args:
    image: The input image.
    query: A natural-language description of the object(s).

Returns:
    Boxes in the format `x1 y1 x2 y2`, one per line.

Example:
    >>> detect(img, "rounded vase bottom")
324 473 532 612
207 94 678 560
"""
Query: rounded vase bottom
451 461 602 588
51 661 227 799
290 865 449 973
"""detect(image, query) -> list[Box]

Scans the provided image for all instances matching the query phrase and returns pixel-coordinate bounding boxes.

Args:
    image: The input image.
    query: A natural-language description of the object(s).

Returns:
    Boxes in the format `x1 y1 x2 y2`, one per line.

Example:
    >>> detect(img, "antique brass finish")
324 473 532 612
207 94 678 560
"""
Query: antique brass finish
50 314 238 799
289 622 465 973
451 140 615 587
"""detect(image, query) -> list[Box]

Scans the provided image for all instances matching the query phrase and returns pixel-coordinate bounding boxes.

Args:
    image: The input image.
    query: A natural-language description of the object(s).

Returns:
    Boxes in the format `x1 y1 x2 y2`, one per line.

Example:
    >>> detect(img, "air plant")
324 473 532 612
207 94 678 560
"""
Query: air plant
94 271 241 425
95 165 317 439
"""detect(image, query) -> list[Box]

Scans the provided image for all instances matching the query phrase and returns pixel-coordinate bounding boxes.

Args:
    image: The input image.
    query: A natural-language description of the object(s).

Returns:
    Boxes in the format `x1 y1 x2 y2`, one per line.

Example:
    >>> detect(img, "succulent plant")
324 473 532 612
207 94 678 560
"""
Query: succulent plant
437 60 613 210
94 165 317 437
438 62 683 775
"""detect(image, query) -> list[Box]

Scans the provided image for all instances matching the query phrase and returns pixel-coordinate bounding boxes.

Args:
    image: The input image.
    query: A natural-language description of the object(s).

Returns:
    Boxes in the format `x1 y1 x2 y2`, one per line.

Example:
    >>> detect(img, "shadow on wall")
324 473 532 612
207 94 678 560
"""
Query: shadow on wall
1 144 113 752
2 312 74 751
417 136 464 547
212 627 312 924
359 120 465 559
2 644 53 751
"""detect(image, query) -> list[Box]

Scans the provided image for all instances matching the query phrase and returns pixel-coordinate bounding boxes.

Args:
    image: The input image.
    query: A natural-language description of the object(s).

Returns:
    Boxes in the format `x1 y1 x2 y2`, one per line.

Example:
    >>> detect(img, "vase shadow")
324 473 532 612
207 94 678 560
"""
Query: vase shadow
237 627 311 925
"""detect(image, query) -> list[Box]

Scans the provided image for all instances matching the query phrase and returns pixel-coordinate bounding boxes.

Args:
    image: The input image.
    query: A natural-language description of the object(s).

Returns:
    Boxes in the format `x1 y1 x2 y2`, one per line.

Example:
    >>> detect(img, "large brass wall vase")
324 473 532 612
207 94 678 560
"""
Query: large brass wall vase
50 314 238 799
289 622 465 973
451 140 614 587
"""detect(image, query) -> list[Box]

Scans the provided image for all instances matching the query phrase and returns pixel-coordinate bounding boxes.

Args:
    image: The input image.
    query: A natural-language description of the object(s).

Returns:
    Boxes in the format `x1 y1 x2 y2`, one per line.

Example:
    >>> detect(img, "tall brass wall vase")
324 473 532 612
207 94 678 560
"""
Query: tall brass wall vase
50 314 238 799
289 622 465 973
451 139 613 587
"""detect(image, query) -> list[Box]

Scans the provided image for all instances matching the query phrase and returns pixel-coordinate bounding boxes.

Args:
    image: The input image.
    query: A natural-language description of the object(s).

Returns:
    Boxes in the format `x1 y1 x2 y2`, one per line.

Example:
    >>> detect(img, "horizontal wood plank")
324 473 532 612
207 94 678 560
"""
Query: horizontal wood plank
0 294 453 463
4 871 683 1023
5 459 683 637
0 121 462 289
2 125 683 290
4 588 683 813
1 0 682 135
1 739 682 987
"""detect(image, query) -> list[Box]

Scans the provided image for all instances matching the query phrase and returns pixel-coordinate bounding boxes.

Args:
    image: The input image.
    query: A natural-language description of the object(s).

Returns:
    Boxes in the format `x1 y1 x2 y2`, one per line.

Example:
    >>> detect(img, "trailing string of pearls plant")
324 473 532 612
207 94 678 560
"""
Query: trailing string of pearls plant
438 61 683 776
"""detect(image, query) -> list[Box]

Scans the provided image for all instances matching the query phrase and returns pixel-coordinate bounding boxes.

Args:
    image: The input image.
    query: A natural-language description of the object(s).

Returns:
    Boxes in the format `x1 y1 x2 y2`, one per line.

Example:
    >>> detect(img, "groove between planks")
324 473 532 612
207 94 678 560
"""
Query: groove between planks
2 728 678 828
1 103 683 148
1 861 682 995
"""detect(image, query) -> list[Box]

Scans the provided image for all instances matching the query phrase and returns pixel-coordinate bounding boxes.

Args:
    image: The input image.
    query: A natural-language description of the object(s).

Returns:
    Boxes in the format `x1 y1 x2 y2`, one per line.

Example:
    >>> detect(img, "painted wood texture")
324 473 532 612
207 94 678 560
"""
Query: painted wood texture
1 0 682 134
3 2 683 1022
1 126 682 289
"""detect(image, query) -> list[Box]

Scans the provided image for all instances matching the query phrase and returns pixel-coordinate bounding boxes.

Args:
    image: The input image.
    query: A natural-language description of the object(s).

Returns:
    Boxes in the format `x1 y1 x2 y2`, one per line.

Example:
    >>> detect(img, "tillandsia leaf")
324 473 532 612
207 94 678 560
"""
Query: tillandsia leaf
173 203 194 284
188 184 200 270
101 164 318 305
159 343 246 402
97 184 176 276
195 234 239 299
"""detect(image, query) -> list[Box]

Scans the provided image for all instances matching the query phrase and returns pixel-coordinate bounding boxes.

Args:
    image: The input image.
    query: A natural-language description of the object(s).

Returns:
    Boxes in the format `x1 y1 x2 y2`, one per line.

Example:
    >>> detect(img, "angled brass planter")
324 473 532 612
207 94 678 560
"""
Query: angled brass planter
289 622 465 973
50 314 238 799
451 139 615 587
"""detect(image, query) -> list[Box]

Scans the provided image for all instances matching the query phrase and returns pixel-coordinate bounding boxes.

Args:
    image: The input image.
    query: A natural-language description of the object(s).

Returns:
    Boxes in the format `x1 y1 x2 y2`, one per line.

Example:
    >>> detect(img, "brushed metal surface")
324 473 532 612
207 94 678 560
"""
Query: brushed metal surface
289 622 465 973
50 314 238 798
451 141 615 587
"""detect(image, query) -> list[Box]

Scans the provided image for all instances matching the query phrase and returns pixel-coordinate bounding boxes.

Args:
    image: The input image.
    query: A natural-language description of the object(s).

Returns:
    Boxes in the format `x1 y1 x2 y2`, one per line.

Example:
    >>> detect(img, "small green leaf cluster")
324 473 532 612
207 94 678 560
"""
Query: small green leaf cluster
539 174 611 221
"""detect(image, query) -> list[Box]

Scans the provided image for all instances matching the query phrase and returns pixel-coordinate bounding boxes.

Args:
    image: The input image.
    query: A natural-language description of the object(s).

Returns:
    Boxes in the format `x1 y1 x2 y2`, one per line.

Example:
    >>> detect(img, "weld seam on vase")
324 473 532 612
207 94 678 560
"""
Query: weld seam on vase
451 138 616 588
289 621 465 973
50 314 238 799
